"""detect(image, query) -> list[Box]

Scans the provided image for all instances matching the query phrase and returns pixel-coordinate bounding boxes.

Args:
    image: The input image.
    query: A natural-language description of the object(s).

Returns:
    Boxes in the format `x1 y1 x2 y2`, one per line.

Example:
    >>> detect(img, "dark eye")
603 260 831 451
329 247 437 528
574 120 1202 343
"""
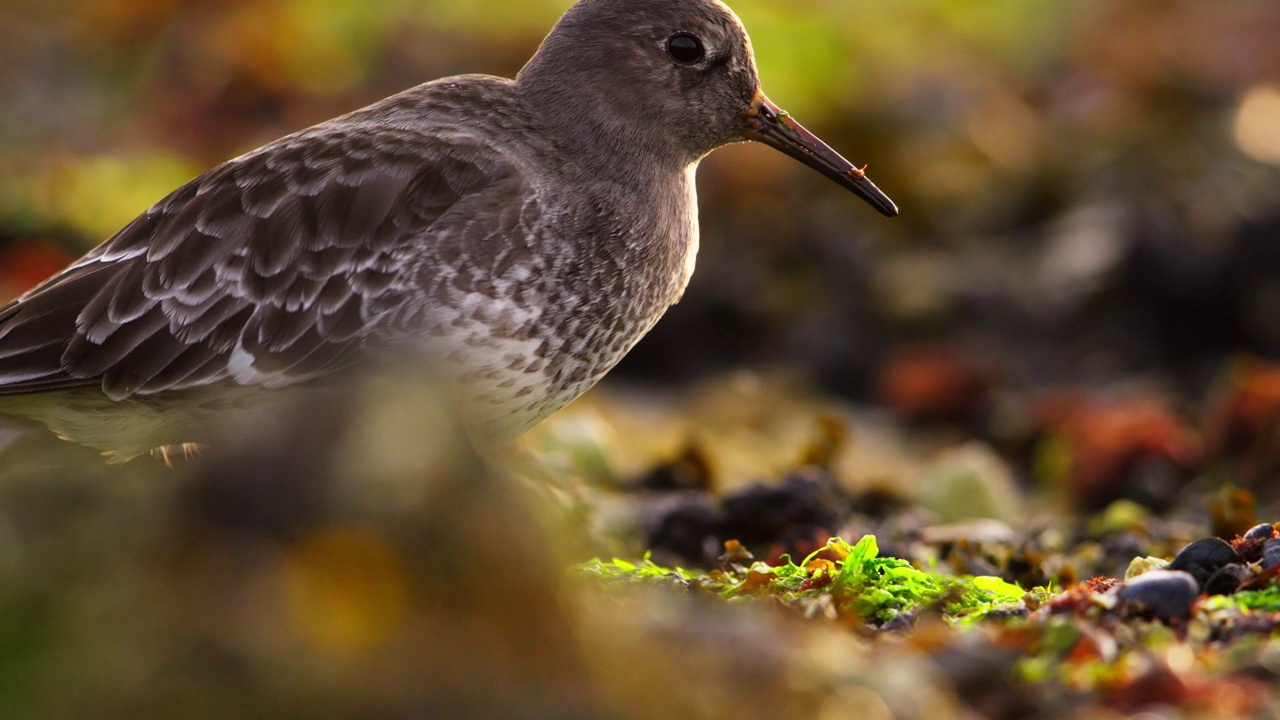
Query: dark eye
666 33 705 65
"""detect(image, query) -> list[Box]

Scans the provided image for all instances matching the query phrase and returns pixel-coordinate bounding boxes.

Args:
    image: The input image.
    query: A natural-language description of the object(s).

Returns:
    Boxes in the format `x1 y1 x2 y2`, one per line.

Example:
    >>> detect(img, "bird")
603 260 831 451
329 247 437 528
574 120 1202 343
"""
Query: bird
0 0 896 461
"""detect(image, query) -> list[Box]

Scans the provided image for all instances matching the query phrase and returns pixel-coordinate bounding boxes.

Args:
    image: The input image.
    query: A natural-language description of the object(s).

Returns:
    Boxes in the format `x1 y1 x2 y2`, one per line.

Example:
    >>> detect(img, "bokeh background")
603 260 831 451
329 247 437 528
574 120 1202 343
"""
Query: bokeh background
3 0 1279 406
3 2 1280 717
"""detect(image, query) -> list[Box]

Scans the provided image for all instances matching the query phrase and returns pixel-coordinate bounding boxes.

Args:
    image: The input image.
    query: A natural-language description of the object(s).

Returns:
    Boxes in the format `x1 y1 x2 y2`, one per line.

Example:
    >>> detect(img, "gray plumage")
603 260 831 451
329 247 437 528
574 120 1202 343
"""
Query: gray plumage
0 0 894 459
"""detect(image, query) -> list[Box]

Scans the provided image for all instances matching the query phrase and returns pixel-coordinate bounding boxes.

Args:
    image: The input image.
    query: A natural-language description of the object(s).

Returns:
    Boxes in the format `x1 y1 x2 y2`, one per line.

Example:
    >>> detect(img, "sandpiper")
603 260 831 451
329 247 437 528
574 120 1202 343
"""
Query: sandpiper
0 0 896 460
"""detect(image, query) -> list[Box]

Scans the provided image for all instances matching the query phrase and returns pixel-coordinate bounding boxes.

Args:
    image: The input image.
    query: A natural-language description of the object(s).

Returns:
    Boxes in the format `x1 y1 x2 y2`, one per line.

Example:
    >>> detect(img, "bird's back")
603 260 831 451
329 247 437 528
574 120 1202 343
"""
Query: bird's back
0 78 528 451
0 74 700 456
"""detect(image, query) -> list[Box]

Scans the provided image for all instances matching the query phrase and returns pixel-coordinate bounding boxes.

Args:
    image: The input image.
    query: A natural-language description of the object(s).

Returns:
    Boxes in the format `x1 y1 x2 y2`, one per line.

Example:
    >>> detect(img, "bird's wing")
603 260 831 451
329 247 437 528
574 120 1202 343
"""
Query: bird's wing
0 123 523 400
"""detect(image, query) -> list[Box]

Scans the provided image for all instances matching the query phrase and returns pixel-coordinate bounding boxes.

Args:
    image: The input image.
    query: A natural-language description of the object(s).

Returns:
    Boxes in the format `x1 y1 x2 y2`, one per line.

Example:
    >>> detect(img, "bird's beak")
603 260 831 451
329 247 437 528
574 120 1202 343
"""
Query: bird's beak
742 92 898 218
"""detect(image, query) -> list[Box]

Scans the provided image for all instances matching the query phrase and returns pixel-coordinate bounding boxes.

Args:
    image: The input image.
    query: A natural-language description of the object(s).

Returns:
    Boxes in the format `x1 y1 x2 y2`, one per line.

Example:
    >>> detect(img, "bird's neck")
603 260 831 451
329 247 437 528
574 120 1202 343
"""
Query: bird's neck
515 78 692 190
515 66 702 306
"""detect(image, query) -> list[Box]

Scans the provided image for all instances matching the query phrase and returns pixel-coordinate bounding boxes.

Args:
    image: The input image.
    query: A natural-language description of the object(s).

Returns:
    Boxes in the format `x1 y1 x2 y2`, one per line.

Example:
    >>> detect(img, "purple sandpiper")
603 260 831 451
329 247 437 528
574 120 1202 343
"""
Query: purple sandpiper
0 0 896 460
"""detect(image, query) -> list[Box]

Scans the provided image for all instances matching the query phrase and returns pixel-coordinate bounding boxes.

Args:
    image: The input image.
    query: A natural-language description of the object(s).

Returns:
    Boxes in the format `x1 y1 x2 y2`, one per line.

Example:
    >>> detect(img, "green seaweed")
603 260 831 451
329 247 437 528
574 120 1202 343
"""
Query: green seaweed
577 535 1031 625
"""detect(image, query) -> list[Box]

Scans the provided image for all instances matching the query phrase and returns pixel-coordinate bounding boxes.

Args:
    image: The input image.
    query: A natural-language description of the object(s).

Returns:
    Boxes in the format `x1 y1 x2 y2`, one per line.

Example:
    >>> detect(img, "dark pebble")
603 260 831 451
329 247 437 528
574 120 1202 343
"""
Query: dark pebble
646 494 720 565
719 469 844 547
645 468 849 567
1116 570 1200 621
1243 523 1276 542
1203 564 1252 596
1261 538 1280 570
1167 537 1240 588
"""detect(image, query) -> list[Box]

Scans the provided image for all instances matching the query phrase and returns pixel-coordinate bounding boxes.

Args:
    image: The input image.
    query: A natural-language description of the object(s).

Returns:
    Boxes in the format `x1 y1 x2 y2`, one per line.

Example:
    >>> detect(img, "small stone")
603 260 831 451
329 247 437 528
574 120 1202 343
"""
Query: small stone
1167 537 1240 588
1260 538 1280 570
1243 523 1276 542
1115 569 1200 621
1203 564 1252 596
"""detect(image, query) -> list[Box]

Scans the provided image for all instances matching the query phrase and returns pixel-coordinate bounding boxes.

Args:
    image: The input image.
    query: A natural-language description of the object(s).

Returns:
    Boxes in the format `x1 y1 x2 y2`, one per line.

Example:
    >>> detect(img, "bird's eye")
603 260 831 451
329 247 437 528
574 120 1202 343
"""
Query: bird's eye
666 33 705 65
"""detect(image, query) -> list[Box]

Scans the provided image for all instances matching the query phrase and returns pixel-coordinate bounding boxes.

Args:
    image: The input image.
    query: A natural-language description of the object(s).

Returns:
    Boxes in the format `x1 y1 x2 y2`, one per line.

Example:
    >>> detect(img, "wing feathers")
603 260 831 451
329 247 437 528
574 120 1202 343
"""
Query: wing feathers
101 325 198 399
0 118 522 400
63 309 169 379
171 295 247 343
105 261 157 328
140 341 228 393
251 198 309 277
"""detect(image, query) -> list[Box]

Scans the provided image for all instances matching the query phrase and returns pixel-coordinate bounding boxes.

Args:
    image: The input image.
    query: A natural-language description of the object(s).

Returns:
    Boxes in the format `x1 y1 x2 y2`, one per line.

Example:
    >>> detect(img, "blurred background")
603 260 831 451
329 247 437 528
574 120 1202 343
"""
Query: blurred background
6 0 1280 500
3 0 1279 406
3 1 1280 717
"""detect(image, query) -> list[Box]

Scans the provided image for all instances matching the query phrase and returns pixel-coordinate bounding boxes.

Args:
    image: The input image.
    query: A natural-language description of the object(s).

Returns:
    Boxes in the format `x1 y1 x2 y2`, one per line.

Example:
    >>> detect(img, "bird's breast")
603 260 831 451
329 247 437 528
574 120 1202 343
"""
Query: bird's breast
416 169 701 440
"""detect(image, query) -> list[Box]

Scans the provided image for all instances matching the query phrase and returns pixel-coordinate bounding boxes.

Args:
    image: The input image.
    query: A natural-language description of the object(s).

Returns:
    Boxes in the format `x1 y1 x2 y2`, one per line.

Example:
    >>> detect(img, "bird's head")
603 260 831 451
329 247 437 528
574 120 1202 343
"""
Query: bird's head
518 0 897 216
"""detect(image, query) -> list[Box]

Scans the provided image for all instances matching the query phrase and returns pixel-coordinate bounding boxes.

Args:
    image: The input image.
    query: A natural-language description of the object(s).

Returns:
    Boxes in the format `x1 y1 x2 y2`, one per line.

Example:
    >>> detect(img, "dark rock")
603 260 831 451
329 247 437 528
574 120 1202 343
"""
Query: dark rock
719 468 845 548
1167 537 1241 588
1116 570 1200 621
1261 538 1280 570
1243 523 1276 542
645 468 851 567
646 494 721 565
1203 564 1252 596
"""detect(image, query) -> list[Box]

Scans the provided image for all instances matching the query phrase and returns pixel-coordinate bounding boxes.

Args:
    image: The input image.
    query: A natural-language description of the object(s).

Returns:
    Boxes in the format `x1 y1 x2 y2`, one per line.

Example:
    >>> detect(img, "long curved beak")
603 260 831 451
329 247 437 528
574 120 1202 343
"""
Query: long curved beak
743 92 898 218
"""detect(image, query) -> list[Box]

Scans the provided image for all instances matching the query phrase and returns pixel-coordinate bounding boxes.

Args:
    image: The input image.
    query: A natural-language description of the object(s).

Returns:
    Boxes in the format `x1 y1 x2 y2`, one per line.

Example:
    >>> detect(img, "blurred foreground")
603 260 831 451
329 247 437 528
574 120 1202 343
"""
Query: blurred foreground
0 370 971 720
5 364 1280 719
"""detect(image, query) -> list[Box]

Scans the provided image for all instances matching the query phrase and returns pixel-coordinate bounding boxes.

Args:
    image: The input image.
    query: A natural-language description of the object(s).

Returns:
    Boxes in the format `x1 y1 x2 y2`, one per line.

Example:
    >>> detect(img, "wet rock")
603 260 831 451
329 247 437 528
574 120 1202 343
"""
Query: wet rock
645 468 849 567
1115 570 1200 621
1261 538 1280 570
1203 564 1252 596
719 468 845 549
1243 523 1276 542
1230 521 1274 564
646 494 720 565
1167 537 1240 588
